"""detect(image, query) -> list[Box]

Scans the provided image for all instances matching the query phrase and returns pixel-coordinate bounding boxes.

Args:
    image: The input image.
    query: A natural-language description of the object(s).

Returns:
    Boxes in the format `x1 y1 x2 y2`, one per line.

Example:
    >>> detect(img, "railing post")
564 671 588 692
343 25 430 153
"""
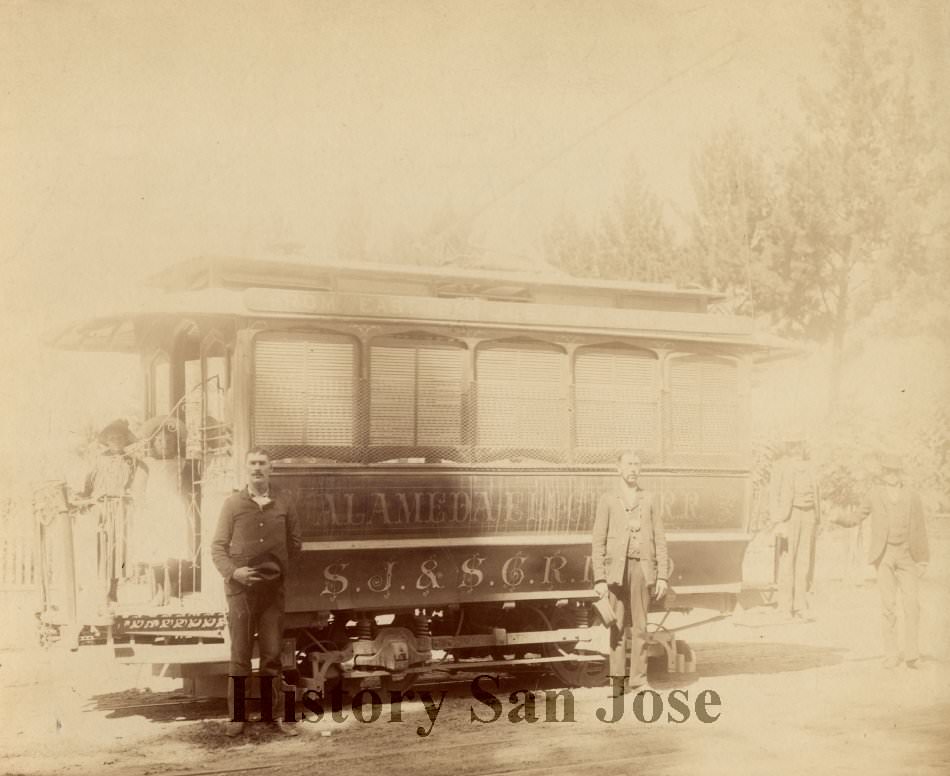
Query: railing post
62 507 78 626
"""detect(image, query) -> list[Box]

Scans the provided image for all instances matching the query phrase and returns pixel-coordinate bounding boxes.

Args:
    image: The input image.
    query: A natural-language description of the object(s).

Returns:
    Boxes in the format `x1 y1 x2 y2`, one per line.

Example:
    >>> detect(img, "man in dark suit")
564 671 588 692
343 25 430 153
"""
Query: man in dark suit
592 450 669 693
211 447 302 736
769 434 822 620
840 454 929 669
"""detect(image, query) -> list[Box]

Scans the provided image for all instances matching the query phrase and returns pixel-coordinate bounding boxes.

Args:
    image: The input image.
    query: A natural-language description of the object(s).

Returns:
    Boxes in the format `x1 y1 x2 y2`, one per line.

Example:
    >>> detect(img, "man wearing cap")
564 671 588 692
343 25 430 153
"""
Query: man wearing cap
769 434 822 620
840 454 929 669
592 450 669 695
211 447 302 736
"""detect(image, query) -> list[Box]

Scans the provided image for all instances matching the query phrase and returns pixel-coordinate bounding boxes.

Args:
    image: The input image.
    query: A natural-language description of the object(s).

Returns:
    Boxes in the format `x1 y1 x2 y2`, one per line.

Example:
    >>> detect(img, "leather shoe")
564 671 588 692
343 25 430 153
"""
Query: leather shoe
269 720 299 737
224 721 245 737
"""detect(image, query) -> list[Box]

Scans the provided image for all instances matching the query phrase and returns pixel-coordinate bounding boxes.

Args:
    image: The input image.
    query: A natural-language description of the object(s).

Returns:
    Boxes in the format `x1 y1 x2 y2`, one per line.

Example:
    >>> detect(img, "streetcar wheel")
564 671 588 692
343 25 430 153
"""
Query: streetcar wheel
534 605 609 688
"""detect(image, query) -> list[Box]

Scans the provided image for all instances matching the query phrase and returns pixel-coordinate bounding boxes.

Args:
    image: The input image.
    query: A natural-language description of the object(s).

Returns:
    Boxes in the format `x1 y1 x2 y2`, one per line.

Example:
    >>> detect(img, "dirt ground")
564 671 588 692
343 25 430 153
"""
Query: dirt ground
2 529 949 776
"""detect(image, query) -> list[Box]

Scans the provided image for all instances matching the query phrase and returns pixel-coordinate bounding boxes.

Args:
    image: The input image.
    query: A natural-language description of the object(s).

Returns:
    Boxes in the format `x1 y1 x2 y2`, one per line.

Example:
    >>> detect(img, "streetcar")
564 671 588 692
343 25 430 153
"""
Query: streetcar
37 255 782 695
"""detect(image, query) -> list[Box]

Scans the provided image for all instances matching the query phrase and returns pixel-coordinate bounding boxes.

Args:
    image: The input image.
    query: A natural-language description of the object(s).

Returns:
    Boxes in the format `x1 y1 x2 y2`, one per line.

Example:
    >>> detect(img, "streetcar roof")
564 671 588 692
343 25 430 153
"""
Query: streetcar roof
43 256 799 358
147 255 729 303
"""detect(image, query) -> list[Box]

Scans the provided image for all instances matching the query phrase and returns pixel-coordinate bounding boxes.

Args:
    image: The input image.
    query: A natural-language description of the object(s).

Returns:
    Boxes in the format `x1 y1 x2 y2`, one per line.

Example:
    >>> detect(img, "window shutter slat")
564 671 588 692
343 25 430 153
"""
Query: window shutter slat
369 341 464 446
575 348 658 450
671 357 738 455
477 345 564 447
254 335 355 447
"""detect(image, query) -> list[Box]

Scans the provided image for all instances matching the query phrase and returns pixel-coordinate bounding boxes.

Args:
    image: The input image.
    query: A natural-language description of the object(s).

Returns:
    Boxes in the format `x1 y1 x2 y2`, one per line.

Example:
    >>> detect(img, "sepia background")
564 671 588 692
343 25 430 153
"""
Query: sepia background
1 0 948 773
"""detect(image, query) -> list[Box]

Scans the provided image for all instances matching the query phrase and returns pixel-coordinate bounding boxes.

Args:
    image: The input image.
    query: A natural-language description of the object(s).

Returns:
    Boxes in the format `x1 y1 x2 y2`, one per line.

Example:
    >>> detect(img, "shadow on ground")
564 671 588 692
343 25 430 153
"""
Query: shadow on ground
683 641 845 678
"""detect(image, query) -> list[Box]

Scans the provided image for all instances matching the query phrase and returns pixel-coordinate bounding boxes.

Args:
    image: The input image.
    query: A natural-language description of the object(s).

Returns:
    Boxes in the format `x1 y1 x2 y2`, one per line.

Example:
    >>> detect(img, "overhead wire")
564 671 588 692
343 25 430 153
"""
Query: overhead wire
414 31 748 264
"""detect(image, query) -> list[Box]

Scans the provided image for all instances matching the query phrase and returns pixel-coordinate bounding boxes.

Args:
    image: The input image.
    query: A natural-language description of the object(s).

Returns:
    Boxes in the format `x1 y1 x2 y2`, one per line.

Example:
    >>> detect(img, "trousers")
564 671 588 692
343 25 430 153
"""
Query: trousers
777 507 816 615
607 558 649 684
876 543 920 662
226 582 284 719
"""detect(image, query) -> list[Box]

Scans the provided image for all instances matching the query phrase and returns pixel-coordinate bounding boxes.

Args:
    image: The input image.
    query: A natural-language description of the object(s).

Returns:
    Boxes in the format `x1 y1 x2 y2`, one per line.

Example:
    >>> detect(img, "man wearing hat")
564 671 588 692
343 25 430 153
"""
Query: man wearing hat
769 433 822 620
211 447 302 736
592 450 669 695
840 454 929 669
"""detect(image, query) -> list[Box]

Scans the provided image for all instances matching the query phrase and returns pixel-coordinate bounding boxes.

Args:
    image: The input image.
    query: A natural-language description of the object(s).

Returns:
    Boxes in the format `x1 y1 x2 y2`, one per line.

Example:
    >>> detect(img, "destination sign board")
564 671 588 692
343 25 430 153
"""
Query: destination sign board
274 471 748 540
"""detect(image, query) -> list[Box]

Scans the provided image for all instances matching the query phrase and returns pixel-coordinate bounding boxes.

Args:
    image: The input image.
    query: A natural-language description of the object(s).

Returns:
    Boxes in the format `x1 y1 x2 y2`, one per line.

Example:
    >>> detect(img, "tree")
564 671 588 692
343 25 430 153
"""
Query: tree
763 0 943 410
542 209 599 277
686 123 777 314
545 158 682 283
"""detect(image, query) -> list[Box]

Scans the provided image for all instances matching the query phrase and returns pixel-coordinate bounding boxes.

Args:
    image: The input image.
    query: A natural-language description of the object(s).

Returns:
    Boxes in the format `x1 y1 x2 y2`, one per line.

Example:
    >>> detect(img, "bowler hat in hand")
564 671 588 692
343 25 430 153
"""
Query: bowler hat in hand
250 553 283 582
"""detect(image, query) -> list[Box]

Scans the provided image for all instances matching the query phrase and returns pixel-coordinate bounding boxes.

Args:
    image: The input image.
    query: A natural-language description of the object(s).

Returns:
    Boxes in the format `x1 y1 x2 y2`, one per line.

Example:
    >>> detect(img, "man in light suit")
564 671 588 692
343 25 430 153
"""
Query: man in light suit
592 450 669 693
839 454 929 669
769 434 822 620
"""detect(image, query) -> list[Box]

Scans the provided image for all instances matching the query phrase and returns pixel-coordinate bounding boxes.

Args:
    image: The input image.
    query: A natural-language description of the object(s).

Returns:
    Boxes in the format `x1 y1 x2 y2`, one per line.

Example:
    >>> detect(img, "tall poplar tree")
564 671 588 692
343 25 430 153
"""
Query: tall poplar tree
768 0 942 410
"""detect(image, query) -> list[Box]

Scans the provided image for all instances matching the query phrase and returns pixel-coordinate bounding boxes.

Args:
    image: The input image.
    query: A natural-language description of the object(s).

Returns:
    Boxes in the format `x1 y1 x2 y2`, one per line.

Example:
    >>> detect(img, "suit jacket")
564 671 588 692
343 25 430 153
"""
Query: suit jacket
851 485 929 565
591 486 669 587
770 457 822 525
211 486 302 596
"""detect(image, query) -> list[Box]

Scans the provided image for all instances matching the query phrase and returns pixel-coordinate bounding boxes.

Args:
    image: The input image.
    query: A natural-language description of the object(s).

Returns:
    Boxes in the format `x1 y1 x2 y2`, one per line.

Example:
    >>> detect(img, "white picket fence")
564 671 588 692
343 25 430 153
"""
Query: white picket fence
0 489 37 591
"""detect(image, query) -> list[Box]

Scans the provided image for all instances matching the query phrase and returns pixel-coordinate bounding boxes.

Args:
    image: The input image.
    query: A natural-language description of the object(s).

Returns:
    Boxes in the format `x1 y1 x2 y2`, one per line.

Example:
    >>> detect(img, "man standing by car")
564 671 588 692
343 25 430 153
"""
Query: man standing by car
770 433 822 620
212 447 302 736
838 454 929 669
592 450 669 695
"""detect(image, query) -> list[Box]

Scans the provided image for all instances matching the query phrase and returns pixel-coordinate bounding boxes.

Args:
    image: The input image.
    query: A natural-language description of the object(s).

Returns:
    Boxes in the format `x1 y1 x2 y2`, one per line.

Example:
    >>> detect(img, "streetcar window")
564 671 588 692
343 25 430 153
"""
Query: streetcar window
574 346 658 455
476 341 566 449
370 339 465 447
670 355 739 455
254 333 357 449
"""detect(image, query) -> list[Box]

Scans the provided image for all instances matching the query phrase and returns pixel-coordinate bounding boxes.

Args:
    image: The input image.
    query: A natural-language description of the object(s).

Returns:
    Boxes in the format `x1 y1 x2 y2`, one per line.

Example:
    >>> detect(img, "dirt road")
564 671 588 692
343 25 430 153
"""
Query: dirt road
3 549 949 776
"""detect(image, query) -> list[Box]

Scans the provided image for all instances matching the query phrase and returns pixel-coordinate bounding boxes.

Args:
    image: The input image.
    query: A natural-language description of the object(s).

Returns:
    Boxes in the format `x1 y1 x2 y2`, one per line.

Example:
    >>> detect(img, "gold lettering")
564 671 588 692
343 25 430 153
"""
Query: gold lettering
660 490 676 520
344 493 361 525
371 493 391 524
397 493 413 523
504 491 522 525
323 493 340 526
321 563 349 597
367 561 396 594
430 492 447 523
472 492 493 523
501 553 527 588
416 559 443 590
452 492 471 523
458 554 485 591
686 491 700 520
542 554 568 584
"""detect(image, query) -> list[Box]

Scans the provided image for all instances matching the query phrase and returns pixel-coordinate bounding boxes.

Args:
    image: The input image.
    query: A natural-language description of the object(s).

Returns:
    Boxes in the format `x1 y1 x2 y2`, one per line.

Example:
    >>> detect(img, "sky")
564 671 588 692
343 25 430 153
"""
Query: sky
1 0 947 472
